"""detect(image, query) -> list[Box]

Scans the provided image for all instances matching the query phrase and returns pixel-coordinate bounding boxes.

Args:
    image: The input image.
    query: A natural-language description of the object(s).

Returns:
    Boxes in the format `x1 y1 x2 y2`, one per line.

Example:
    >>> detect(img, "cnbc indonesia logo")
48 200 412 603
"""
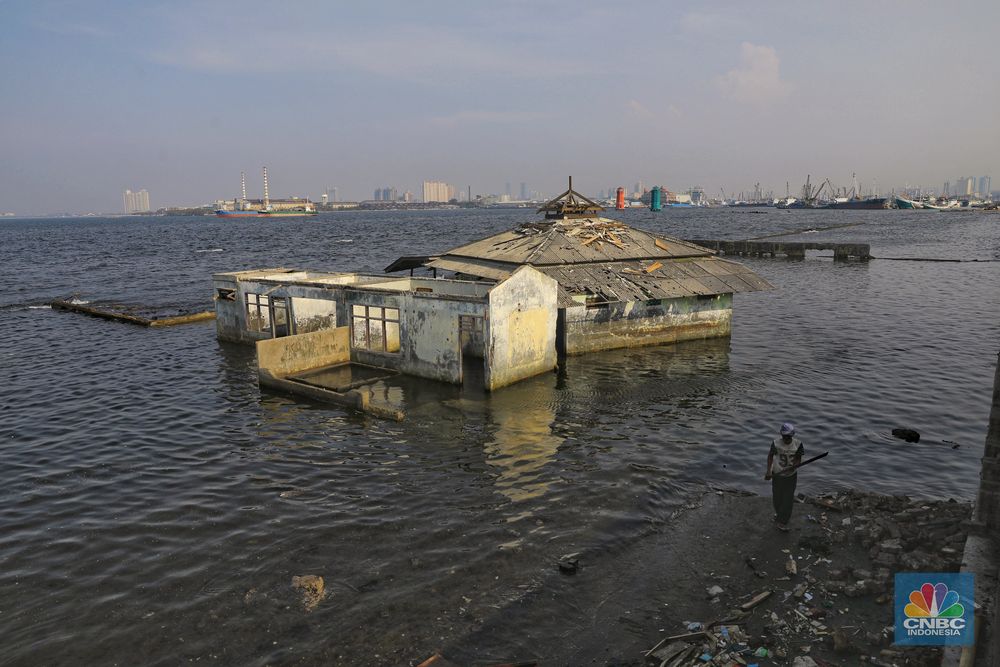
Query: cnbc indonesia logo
895 575 973 645
904 583 965 631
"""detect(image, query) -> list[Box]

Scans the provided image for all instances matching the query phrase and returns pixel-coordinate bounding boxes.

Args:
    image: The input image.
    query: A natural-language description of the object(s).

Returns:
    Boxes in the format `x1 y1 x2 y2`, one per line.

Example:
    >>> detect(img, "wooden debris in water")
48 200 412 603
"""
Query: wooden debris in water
291 575 326 612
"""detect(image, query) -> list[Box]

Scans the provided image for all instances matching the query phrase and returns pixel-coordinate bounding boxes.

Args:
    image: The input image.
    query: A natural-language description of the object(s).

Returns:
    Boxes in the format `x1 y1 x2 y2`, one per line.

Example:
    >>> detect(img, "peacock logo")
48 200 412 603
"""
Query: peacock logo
895 573 973 645
904 583 965 619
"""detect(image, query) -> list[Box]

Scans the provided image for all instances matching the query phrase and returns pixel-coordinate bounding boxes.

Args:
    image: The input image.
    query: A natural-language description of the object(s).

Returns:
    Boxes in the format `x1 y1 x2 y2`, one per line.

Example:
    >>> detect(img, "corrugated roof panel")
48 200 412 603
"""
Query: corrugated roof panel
692 275 733 294
691 258 737 278
673 261 712 278
425 257 512 281
715 273 756 293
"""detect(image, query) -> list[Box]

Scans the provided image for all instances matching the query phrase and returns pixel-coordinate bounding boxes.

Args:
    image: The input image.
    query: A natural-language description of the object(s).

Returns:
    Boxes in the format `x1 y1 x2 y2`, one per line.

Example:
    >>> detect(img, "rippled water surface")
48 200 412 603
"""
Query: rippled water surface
2 208 998 665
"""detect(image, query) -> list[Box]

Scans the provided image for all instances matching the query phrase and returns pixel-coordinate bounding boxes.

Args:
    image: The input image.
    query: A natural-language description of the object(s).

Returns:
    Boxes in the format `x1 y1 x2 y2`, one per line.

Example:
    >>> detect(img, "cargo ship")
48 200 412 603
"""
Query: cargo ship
216 207 317 218
215 168 317 218
216 209 261 218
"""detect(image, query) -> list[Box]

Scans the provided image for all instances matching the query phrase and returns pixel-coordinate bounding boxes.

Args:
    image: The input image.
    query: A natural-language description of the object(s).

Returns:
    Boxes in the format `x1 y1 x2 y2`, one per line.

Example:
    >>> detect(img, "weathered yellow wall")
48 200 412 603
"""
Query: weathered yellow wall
485 267 558 390
256 326 350 378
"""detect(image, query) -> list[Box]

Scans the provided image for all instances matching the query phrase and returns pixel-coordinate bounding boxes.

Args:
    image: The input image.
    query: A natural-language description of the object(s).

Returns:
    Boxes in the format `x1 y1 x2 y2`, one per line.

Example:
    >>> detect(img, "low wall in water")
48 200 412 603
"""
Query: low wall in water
687 239 870 261
256 326 350 378
562 294 732 356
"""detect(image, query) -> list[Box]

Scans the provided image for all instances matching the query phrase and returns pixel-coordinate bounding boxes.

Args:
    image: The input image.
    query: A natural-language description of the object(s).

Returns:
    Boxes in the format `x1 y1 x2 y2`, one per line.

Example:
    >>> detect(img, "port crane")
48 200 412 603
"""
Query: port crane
800 175 834 207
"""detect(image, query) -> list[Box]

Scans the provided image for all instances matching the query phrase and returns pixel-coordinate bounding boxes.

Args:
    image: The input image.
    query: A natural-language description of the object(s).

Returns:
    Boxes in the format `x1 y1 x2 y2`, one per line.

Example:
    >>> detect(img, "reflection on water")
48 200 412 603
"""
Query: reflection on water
484 378 563 504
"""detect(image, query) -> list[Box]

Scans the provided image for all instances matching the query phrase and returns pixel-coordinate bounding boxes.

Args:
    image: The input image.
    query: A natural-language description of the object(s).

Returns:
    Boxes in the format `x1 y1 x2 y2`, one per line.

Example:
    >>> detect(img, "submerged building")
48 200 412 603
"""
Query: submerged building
213 180 770 411
385 180 771 355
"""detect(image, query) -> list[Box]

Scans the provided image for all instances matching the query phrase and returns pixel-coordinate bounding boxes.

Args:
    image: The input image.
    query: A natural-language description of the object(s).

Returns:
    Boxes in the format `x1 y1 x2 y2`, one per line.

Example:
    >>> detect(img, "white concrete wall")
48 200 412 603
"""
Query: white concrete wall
562 294 733 355
397 295 486 384
213 278 244 342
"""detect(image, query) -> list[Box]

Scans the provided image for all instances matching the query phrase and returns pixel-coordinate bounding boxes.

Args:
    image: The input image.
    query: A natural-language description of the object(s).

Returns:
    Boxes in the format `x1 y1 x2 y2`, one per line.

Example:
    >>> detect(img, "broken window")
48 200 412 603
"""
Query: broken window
246 293 290 337
216 288 237 301
351 305 400 353
272 297 289 337
246 293 271 333
291 297 337 333
459 315 482 333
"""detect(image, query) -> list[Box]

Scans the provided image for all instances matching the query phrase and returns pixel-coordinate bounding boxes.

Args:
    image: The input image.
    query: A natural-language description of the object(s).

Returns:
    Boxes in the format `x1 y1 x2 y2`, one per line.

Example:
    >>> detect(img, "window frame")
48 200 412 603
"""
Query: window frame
351 304 401 354
245 292 292 338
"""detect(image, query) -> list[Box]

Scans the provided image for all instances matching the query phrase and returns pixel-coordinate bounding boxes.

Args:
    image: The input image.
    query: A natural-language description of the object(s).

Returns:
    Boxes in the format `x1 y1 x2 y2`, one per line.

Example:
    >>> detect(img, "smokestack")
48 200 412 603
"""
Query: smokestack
241 171 247 203
263 167 270 210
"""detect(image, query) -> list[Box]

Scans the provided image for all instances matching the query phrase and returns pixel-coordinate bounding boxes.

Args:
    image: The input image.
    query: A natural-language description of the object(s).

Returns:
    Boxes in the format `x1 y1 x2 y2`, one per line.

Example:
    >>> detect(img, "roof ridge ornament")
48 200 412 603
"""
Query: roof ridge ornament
536 176 605 219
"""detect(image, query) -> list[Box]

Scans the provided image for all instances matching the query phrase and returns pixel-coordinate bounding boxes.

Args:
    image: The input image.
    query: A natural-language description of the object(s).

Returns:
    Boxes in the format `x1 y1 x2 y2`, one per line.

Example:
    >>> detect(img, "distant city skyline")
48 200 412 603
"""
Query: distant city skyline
1 1 998 215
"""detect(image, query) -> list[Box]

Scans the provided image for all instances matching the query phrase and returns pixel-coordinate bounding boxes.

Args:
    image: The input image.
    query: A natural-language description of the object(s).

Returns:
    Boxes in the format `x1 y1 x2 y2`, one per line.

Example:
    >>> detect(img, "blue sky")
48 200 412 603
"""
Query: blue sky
1 0 997 214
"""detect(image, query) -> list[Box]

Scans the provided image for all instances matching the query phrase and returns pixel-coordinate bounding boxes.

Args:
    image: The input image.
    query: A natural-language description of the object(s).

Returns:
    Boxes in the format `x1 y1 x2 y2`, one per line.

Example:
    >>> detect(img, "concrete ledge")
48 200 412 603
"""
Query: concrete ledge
941 530 998 667
259 372 404 421
565 317 731 356
52 300 216 327
256 326 350 378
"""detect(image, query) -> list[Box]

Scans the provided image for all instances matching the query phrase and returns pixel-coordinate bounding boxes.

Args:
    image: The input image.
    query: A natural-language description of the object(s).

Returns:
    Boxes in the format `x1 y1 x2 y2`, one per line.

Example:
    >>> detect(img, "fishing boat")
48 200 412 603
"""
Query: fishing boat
923 200 959 210
893 196 924 209
823 197 891 209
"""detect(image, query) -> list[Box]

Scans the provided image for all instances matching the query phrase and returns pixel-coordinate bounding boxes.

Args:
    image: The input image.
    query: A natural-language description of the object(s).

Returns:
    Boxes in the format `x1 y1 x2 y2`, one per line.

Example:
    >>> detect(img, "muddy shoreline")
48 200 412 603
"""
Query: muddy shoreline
430 487 971 667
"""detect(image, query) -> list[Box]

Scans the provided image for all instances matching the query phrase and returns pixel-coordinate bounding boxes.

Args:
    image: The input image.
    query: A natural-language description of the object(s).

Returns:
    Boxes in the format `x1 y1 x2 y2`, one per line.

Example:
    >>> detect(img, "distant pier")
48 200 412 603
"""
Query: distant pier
686 239 871 261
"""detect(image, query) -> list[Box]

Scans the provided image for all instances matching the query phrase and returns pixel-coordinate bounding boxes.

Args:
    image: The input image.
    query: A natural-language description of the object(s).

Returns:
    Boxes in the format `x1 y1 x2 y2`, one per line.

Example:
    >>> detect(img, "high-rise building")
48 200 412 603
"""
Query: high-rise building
373 188 382 201
943 181 950 197
978 176 991 198
954 176 975 196
122 189 150 214
422 181 453 203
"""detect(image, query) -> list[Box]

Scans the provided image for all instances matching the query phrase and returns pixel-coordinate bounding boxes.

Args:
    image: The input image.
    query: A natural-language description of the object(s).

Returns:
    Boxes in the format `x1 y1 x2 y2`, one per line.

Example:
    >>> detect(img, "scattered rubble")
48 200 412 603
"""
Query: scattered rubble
644 491 971 666
557 553 580 574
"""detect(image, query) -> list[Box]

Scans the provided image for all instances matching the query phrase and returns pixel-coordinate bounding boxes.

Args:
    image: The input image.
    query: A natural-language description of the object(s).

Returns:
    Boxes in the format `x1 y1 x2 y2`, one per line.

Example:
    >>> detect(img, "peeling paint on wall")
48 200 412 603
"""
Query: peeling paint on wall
563 294 733 355
486 267 559 390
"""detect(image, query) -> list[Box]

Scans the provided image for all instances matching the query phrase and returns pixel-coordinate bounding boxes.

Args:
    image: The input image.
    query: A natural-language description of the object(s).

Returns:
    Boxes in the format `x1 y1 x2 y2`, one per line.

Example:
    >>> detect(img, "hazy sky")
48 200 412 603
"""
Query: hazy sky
1 0 998 214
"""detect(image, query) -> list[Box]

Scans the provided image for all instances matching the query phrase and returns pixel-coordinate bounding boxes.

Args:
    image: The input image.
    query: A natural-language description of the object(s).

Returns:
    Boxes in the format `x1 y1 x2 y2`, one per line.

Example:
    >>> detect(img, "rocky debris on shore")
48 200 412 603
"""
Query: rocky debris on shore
645 491 971 667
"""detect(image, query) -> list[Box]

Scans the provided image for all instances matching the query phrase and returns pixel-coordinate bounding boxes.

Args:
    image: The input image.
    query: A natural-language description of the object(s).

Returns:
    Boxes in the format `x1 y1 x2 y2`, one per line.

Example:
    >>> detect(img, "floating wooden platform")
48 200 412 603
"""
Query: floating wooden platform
686 240 870 261
51 300 216 327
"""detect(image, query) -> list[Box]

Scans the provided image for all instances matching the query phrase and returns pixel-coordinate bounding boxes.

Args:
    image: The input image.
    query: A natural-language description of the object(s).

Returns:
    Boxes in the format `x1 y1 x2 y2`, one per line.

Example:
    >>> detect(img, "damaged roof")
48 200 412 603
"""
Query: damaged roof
412 217 772 306
430 217 716 266
387 182 772 306
541 257 771 306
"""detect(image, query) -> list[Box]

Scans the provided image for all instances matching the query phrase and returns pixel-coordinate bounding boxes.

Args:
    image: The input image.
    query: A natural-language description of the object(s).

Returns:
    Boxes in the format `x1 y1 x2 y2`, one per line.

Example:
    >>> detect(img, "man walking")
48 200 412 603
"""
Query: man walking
765 422 804 532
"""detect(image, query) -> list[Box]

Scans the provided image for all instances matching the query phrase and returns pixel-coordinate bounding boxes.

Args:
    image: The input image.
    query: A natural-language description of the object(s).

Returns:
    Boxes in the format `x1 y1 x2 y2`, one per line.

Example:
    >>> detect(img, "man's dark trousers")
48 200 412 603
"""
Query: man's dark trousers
772 473 797 524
